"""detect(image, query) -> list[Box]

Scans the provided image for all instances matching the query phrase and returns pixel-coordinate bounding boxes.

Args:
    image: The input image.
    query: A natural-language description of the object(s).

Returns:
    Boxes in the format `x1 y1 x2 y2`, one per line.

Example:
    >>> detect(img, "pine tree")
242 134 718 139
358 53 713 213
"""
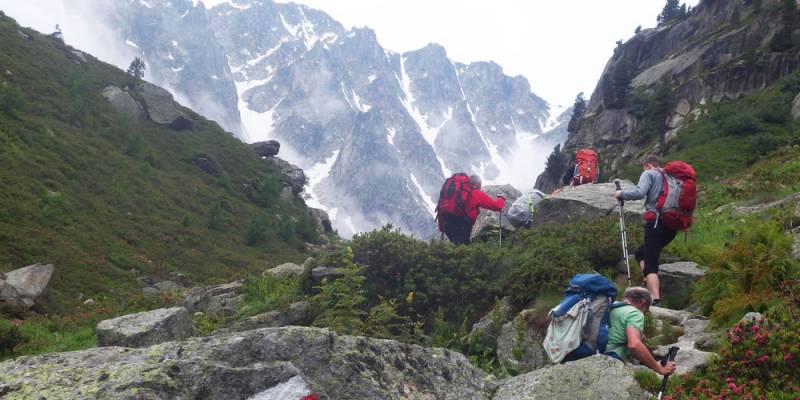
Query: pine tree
657 0 683 25
311 247 368 335
126 57 146 79
567 92 587 134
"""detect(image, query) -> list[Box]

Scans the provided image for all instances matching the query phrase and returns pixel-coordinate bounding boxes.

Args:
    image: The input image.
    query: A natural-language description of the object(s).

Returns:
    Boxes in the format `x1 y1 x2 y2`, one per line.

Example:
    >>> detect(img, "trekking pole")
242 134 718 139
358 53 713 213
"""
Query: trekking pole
657 346 680 400
615 180 631 287
498 211 503 248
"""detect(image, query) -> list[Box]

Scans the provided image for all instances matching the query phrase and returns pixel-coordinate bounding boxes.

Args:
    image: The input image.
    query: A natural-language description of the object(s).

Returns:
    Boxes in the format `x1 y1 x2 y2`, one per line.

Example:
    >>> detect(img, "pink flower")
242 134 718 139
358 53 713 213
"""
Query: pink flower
785 353 793 361
757 355 769 363
10 319 22 327
750 324 760 333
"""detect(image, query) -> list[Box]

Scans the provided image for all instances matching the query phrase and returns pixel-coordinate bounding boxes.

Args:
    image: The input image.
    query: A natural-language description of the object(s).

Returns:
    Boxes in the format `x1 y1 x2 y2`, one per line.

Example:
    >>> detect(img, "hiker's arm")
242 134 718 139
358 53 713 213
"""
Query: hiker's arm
474 191 505 211
621 171 653 201
626 327 675 375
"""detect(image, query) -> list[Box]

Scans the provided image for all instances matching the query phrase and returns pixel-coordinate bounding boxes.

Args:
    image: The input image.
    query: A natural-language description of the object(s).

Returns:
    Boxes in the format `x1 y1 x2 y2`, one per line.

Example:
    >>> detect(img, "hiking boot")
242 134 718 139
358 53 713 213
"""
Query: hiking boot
652 299 661 307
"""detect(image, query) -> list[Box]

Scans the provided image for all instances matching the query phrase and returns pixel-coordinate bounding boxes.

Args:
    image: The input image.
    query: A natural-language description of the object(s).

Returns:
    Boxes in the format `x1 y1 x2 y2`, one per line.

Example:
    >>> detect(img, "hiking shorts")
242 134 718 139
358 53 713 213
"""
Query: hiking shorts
442 214 472 245
635 220 678 276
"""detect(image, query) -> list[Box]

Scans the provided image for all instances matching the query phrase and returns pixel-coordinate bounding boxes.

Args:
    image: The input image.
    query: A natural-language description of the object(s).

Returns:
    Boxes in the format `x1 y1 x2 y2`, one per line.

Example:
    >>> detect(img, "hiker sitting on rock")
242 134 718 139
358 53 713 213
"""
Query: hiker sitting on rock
606 287 677 376
614 155 677 306
436 174 505 245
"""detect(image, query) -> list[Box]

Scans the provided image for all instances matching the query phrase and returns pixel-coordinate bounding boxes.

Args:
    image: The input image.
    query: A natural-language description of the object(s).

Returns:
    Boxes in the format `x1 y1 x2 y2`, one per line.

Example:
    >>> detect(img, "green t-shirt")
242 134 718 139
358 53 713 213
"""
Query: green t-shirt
606 304 644 359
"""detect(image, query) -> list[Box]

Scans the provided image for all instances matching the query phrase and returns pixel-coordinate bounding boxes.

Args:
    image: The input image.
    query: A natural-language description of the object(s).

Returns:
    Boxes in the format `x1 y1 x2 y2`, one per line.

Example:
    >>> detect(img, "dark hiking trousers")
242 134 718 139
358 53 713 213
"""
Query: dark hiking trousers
635 220 678 277
442 214 472 245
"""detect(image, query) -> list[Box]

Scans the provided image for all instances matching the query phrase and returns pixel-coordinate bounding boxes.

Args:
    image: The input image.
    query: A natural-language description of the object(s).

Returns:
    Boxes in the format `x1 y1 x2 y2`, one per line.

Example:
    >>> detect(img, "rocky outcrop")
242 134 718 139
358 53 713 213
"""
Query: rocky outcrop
182 280 245 317
96 307 196 348
0 263 54 308
536 0 800 190
732 192 800 215
264 156 307 196
309 207 333 233
101 86 144 121
218 300 310 334
677 318 722 351
471 185 522 239
791 93 800 121
659 261 706 309
494 355 650 400
466 297 514 349
0 326 493 400
496 308 549 373
191 156 220 176
251 140 280 157
654 340 717 376
264 262 304 278
534 181 644 226
311 265 345 284
136 82 193 130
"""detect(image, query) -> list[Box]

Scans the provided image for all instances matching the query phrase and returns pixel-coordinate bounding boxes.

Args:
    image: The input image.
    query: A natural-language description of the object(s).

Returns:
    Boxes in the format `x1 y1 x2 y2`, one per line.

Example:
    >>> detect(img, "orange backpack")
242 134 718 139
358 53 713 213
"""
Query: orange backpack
570 149 599 186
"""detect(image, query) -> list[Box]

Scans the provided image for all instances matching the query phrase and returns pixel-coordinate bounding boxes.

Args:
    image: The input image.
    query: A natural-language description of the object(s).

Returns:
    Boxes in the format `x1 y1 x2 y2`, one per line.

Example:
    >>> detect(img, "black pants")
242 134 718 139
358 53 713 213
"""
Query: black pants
443 214 472 245
635 220 678 276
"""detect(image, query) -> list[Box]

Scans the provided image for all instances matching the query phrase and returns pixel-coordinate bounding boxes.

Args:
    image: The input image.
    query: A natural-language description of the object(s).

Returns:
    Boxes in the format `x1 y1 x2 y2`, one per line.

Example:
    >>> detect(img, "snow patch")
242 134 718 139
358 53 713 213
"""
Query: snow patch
386 127 397 146
368 74 377 83
167 52 175 61
171 40 178 47
171 66 184 72
410 173 435 216
180 10 189 18
304 150 340 211
125 39 139 48
351 90 371 112
543 103 568 131
245 42 284 67
139 0 153 8
236 79 282 142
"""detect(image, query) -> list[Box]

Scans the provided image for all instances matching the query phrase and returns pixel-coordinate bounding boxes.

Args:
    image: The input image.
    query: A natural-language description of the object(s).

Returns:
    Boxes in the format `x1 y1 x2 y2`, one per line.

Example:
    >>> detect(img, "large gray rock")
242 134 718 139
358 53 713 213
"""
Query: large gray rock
96 307 196 348
135 82 192 130
649 306 694 326
471 185 522 239
311 265 345 283
264 262 304 278
653 340 717 376
678 318 721 351
534 182 644 227
0 326 493 400
101 85 144 121
251 140 281 157
182 280 245 317
309 207 333 233
466 297 514 348
0 263 54 308
494 355 649 400
264 156 307 195
496 308 548 373
659 261 706 309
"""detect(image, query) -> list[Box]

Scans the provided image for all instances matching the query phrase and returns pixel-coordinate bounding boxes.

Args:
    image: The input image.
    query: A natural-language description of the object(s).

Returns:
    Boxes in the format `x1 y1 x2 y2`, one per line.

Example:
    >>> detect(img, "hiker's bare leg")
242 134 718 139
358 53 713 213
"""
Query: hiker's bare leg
645 273 660 301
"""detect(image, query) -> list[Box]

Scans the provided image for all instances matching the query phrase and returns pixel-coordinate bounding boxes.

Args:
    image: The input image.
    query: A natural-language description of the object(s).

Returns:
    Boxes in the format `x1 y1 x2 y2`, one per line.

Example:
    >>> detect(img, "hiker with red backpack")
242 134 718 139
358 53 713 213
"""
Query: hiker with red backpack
436 174 505 245
563 149 601 187
614 155 696 306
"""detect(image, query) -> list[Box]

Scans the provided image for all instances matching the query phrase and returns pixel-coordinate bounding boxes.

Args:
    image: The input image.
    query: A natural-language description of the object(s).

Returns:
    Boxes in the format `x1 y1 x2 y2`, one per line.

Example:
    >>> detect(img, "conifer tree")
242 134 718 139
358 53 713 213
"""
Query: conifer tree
126 57 146 79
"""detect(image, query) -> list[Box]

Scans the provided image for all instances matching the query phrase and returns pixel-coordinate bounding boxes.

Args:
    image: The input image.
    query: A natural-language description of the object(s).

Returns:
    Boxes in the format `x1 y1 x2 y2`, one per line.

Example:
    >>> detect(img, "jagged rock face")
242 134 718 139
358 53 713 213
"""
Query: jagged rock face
659 261 706 309
264 156 306 195
182 280 245 317
0 326 493 400
493 355 650 400
81 0 559 238
496 308 549 374
534 181 644 227
537 0 800 191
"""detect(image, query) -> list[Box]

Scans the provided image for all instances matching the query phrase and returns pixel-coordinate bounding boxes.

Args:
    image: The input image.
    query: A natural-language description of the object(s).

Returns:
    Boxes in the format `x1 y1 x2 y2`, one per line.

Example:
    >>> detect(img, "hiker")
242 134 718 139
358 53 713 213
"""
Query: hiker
606 287 677 376
436 174 505 245
563 149 600 187
507 189 546 229
614 155 677 306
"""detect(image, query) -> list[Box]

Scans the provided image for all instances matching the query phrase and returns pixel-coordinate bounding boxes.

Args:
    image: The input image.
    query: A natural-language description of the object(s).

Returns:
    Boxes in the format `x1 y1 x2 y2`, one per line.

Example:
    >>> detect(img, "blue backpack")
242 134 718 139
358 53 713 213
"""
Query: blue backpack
544 274 619 363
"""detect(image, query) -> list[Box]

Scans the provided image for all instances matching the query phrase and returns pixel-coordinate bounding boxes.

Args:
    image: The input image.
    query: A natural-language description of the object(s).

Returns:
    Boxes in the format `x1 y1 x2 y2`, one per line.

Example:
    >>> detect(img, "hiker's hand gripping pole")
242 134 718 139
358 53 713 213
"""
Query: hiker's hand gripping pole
657 346 680 400
615 180 632 287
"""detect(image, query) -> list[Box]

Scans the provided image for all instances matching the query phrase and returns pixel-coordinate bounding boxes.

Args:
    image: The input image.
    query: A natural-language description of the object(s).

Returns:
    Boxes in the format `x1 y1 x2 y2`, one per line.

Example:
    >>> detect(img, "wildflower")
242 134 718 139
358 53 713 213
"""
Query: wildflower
785 353 793 361
10 319 22 327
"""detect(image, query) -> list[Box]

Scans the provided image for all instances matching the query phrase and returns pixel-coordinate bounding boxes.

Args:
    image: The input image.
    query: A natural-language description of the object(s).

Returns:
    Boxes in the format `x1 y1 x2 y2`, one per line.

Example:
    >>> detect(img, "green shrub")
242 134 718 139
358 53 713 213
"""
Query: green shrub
245 213 271 246
310 247 368 335
0 82 23 115
693 221 799 326
364 297 420 341
237 274 301 318
249 175 282 207
0 319 26 357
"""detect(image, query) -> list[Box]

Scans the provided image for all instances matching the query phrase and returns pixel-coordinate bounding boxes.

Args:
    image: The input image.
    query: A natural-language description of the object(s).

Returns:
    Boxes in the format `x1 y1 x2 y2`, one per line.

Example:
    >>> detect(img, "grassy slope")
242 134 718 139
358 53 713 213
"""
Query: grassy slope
0 13 314 317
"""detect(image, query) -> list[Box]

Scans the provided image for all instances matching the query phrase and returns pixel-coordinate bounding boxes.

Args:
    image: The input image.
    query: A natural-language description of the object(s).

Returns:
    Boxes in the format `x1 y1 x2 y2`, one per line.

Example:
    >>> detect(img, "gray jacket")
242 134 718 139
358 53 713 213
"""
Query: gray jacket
621 168 663 213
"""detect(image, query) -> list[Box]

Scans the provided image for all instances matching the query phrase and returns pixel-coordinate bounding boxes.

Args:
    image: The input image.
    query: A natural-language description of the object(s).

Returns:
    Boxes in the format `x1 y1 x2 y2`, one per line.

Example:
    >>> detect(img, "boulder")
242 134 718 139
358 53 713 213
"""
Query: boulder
496 308 549 373
649 306 694 326
251 140 281 157
471 185 522 239
182 280 245 317
739 312 764 325
658 261 706 309
534 181 645 227
465 297 514 348
264 156 307 195
153 280 182 293
264 262 304 278
101 86 144 121
493 355 650 400
311 266 345 283
678 318 721 351
653 340 717 376
732 192 800 215
96 307 196 348
0 326 493 400
219 301 310 334
309 207 333 233
135 82 192 130
191 156 220 176
0 263 54 308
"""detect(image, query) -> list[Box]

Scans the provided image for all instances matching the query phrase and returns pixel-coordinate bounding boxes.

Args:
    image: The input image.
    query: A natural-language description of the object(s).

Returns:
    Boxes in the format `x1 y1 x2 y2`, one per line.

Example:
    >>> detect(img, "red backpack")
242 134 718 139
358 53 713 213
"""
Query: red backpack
570 149 599 186
652 161 697 232
435 173 474 231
